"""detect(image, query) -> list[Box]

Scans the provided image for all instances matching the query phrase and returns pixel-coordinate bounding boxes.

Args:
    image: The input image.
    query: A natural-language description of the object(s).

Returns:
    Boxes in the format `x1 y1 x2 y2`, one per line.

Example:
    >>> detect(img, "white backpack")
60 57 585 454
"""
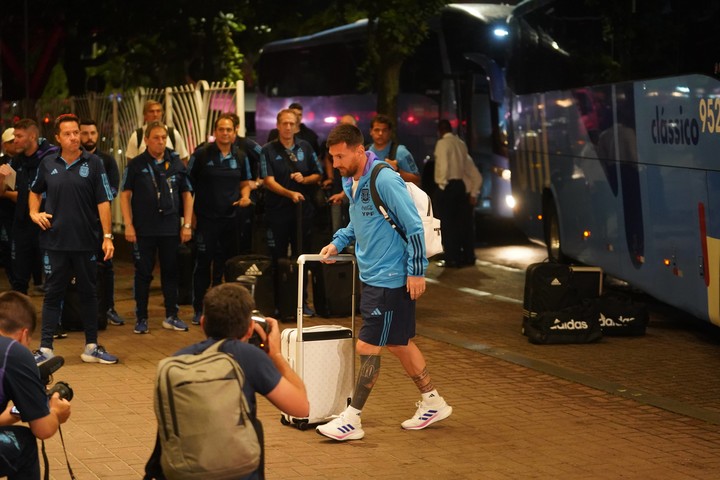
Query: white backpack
369 163 443 258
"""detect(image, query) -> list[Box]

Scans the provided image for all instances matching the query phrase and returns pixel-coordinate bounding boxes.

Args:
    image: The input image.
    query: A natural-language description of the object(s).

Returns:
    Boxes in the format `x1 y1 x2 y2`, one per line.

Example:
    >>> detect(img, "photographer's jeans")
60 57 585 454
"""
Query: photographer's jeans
0 426 41 480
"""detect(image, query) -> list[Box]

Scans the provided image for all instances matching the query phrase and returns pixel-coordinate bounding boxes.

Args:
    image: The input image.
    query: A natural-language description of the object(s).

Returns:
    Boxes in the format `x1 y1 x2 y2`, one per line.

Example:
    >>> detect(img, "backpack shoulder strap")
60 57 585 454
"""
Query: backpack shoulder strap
370 163 407 242
388 141 398 161
135 128 143 148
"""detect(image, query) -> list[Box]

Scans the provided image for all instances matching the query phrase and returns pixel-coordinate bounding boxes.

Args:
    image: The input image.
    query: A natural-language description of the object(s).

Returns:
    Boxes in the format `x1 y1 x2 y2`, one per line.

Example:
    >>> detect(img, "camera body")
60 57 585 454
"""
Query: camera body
47 381 74 401
39 356 73 401
249 310 270 352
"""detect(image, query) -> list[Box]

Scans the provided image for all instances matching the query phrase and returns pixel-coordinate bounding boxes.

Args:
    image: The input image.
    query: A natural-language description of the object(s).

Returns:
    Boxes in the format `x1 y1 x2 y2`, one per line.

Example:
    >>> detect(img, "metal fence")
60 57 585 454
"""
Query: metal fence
0 81 245 229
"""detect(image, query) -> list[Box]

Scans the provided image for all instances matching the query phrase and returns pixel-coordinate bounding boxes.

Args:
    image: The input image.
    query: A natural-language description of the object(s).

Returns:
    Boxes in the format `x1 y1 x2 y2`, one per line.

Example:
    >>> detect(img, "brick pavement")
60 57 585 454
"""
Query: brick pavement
9 255 720 479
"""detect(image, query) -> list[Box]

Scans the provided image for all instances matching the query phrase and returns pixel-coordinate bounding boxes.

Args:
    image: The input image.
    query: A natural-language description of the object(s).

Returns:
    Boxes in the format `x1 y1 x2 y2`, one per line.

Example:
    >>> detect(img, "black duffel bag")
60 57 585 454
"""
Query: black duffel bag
525 300 602 345
594 294 649 336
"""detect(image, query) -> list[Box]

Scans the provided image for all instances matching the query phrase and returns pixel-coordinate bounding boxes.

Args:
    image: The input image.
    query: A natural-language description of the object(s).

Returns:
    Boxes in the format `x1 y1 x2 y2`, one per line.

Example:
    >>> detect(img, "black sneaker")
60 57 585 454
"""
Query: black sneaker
107 308 125 326
53 326 68 339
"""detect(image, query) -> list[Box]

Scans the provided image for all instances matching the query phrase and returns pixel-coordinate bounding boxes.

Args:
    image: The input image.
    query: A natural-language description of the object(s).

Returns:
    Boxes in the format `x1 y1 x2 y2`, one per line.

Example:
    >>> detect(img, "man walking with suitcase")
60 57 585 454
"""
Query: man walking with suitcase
317 123 452 441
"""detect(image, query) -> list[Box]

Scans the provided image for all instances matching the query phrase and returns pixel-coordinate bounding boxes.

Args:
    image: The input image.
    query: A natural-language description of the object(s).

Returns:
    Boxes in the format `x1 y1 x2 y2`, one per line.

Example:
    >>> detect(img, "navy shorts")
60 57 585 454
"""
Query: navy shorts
358 283 416 346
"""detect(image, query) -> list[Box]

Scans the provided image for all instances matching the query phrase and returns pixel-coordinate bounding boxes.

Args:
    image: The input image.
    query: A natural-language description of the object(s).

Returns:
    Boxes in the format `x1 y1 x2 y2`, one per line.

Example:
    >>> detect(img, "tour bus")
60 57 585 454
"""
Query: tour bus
506 0 720 325
255 3 515 217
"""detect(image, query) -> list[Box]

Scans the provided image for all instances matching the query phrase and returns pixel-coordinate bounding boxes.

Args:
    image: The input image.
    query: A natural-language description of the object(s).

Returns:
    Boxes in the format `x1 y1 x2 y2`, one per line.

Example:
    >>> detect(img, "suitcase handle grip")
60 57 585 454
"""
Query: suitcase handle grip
297 254 355 265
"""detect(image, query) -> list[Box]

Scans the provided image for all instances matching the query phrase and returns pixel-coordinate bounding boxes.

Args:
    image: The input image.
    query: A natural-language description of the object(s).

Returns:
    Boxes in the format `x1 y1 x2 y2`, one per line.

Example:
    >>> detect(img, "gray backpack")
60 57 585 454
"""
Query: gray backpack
154 339 260 480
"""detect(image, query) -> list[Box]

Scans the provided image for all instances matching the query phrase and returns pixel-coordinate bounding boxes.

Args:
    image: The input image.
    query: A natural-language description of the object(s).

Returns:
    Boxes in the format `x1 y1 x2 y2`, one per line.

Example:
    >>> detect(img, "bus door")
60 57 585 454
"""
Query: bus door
462 53 512 218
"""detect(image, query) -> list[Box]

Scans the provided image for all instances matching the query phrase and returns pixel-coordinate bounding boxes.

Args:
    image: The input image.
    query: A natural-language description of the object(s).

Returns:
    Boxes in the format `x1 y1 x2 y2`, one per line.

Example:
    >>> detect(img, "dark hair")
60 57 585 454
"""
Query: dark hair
54 113 80 135
202 283 255 339
144 121 168 139
227 113 241 128
80 118 98 128
288 102 303 111
371 114 393 130
438 119 452 134
215 113 236 130
326 124 364 148
13 118 38 131
0 291 37 335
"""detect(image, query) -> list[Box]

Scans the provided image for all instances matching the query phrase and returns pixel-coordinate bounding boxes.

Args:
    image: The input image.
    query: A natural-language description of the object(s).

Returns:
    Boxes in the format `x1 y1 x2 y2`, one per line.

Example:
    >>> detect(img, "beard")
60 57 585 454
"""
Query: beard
81 141 96 151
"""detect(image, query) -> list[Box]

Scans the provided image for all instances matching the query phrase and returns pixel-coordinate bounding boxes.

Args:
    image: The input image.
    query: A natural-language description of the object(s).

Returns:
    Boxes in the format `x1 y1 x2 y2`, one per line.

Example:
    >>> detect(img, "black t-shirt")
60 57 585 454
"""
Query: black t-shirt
122 149 192 237
31 150 114 251
188 143 251 221
0 337 49 423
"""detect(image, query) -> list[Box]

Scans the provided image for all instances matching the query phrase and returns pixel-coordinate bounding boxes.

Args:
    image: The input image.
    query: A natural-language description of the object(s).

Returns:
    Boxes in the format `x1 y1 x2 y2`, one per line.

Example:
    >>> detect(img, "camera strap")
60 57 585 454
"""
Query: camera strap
42 425 77 480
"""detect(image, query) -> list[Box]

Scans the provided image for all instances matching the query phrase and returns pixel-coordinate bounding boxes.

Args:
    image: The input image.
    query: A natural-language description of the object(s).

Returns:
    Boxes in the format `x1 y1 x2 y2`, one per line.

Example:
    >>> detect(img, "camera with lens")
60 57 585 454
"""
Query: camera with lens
47 381 74 401
39 356 74 401
249 310 270 352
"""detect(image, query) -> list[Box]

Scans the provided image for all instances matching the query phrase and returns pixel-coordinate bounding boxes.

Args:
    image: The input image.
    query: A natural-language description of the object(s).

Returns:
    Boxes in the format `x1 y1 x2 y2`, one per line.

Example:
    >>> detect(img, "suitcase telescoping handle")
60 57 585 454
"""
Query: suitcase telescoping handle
296 254 356 341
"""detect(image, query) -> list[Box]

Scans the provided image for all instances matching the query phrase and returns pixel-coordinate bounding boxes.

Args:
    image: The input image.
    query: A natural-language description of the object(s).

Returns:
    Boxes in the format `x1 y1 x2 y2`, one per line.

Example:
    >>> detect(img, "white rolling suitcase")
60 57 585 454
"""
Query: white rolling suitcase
280 254 356 430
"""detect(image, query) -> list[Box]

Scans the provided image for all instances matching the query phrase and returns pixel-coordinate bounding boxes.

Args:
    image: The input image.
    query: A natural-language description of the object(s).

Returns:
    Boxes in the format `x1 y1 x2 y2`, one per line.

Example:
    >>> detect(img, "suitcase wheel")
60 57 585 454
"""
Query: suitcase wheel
280 415 291 426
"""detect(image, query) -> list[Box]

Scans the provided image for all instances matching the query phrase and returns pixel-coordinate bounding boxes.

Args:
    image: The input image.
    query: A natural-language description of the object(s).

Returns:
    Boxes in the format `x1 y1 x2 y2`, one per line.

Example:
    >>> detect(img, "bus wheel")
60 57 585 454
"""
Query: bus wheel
544 201 569 263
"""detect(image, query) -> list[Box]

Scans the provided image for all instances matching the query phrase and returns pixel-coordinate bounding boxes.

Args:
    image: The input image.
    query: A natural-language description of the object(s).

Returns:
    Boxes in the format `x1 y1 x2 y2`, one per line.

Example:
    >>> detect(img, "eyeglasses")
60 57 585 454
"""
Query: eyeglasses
286 149 298 162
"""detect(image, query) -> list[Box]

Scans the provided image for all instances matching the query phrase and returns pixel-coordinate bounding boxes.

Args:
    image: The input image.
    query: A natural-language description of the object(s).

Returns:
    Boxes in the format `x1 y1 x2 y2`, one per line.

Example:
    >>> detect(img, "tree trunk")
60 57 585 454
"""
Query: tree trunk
376 57 403 127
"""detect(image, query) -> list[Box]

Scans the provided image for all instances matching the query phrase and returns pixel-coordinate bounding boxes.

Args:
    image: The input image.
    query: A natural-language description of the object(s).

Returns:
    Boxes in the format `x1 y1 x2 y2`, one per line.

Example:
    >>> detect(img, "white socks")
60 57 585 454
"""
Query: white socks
422 389 441 404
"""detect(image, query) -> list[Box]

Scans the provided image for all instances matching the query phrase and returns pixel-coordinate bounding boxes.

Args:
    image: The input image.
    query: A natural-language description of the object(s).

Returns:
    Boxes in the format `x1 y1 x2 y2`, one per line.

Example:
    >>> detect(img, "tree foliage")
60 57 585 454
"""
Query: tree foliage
1 0 448 121
359 0 446 121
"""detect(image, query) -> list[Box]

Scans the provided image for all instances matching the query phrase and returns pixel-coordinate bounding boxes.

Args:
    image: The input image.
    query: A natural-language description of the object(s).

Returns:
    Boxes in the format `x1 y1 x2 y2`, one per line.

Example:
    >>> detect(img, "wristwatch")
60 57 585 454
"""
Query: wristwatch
103 233 114 240
182 224 192 229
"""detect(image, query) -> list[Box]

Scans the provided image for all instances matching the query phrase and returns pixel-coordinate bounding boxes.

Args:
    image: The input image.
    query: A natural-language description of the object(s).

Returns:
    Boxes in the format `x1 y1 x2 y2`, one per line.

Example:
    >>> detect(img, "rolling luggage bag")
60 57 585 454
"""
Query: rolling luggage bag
280 254 356 430
310 260 357 317
275 257 298 322
224 255 275 314
522 262 602 335
275 202 303 322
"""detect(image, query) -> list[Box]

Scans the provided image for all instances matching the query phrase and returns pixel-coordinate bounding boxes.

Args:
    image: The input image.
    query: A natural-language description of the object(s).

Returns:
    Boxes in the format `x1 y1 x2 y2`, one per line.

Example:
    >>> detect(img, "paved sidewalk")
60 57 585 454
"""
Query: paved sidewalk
15 258 720 479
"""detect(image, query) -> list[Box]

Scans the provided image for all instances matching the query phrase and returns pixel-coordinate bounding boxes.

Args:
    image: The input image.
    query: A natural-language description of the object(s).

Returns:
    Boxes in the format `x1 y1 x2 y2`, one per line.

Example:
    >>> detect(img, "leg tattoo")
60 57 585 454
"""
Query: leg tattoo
350 355 381 410
411 367 435 394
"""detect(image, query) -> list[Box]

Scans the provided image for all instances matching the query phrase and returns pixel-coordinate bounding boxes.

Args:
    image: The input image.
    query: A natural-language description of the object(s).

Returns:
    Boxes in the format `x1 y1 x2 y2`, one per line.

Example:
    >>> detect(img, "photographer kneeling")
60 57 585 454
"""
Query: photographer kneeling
145 283 309 480
0 291 71 480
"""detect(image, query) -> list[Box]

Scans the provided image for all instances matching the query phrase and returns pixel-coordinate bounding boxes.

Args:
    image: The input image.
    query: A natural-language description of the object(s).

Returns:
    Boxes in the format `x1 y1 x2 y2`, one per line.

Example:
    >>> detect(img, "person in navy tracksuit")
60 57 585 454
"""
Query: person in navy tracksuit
260 109 322 317
5 120 58 295
187 114 252 324
80 118 125 327
29 114 119 365
121 121 194 335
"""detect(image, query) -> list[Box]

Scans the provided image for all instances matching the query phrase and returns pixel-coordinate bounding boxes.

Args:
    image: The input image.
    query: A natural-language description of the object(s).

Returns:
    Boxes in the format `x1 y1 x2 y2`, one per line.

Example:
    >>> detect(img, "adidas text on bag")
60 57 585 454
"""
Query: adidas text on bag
154 339 260 480
369 163 443 258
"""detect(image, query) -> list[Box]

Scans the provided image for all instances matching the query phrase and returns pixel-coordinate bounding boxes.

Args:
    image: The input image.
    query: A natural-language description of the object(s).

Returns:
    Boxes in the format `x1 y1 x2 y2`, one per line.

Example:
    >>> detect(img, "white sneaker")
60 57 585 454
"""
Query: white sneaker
34 347 54 366
401 397 453 430
316 408 365 441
